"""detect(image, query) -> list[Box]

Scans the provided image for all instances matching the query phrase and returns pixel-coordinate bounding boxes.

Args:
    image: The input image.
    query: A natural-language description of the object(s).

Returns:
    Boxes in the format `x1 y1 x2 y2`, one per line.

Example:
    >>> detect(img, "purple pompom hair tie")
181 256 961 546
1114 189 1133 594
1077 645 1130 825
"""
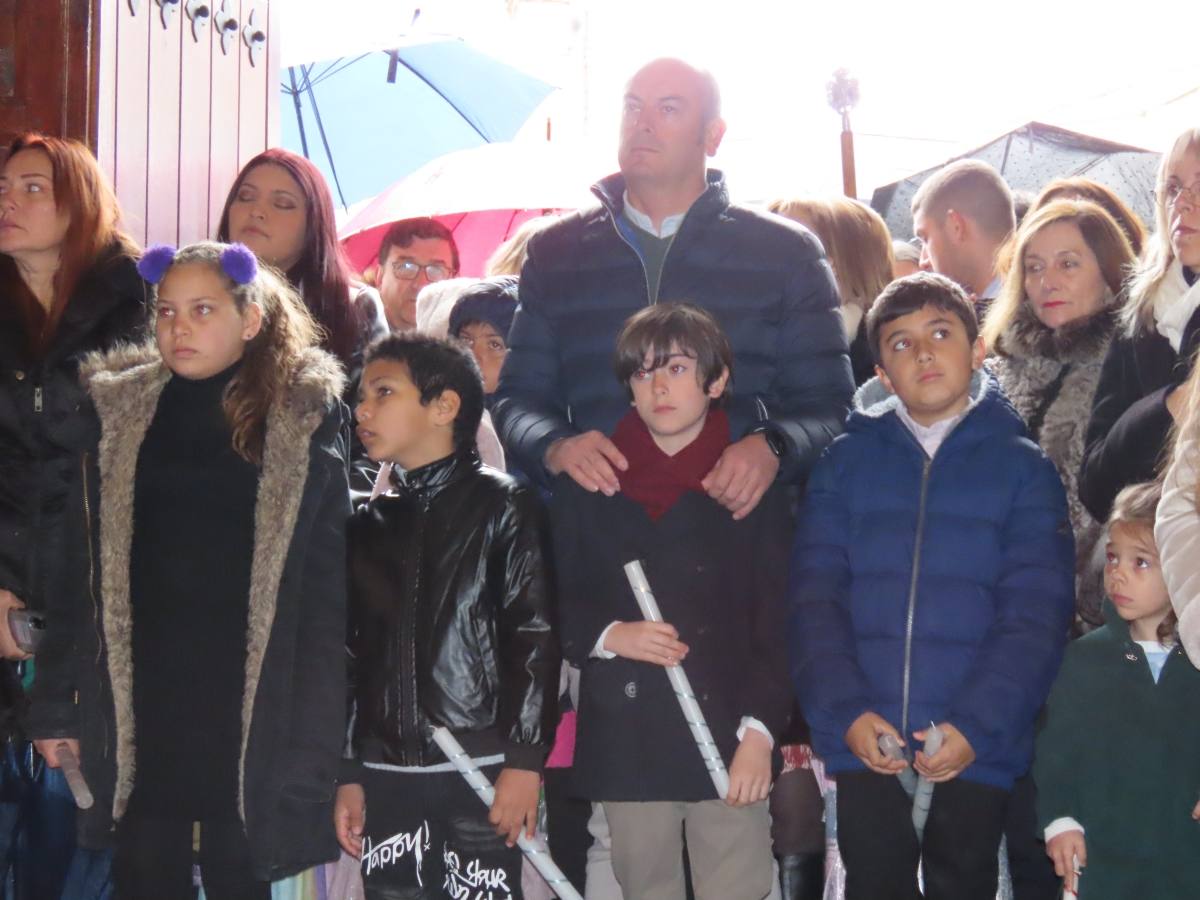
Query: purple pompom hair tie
220 243 259 285
137 244 177 284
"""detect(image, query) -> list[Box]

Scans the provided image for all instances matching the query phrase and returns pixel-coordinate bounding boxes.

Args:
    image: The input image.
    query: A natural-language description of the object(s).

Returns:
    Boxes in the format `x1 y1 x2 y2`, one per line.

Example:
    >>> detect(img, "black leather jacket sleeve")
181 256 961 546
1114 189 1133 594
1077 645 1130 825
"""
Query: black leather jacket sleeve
491 486 560 771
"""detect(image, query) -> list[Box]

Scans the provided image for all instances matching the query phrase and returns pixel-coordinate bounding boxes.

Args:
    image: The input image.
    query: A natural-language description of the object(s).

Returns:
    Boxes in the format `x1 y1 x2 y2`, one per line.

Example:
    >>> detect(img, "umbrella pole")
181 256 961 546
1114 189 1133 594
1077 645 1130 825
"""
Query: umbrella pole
287 66 311 161
301 63 350 210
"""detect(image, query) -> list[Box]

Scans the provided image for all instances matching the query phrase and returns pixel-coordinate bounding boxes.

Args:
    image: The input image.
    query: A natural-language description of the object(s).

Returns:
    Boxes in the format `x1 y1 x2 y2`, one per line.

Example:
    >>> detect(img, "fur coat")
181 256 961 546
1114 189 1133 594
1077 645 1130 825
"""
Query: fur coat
29 343 351 881
989 304 1117 631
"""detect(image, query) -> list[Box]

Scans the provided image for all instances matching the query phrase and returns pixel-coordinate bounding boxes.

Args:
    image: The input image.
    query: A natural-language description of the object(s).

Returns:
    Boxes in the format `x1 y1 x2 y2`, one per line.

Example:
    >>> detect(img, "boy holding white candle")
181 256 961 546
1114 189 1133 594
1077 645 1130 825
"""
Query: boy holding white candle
551 303 793 900
789 272 1076 899
334 333 560 899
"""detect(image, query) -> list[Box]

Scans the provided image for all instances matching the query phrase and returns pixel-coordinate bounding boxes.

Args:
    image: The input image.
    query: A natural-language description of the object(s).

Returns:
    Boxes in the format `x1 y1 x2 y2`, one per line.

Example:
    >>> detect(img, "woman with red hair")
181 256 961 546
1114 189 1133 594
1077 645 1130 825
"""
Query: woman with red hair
0 132 145 898
217 149 386 380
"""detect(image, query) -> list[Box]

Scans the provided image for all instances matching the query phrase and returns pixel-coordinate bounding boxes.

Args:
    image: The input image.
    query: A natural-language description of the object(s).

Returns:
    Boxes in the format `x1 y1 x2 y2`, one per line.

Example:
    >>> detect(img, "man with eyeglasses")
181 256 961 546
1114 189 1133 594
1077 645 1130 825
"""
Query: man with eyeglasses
376 217 460 331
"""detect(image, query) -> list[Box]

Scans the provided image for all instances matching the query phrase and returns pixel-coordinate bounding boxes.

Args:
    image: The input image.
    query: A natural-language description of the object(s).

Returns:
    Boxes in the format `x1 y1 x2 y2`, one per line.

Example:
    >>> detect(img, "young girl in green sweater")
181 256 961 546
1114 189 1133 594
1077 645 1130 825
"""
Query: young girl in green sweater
1034 481 1200 899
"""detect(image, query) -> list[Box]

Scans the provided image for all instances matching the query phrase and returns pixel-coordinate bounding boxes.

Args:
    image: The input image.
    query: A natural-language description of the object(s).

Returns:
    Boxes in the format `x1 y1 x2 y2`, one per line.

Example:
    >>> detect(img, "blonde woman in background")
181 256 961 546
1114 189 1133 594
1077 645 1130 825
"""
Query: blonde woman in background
485 213 561 277
769 197 894 385
1080 128 1200 521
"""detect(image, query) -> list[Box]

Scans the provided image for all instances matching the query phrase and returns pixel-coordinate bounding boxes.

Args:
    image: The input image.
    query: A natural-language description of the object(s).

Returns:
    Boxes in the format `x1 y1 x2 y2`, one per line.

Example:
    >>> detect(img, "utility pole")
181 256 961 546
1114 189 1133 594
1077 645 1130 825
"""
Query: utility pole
827 69 860 199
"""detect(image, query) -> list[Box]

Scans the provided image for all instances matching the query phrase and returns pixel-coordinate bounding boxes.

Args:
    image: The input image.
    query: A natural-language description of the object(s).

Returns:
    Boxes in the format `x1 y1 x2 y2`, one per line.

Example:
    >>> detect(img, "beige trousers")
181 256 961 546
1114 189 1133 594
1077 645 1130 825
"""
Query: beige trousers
603 799 774 900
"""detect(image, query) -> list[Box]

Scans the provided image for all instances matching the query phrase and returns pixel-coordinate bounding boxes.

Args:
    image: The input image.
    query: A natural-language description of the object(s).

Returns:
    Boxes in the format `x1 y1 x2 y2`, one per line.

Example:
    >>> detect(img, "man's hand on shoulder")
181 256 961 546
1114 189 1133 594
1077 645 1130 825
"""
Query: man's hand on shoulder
545 431 628 496
701 433 779 520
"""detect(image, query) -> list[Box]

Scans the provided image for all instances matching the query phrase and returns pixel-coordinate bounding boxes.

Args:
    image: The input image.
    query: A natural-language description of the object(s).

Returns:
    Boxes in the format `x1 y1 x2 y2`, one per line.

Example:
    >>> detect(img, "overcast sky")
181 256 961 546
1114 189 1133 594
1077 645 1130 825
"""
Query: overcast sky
280 0 1200 200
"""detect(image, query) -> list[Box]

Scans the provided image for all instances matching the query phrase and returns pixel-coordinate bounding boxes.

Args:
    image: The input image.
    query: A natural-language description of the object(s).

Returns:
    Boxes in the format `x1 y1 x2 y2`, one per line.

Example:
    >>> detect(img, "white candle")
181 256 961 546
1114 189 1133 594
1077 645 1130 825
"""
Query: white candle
429 726 583 900
57 743 93 810
912 723 943 836
623 560 731 799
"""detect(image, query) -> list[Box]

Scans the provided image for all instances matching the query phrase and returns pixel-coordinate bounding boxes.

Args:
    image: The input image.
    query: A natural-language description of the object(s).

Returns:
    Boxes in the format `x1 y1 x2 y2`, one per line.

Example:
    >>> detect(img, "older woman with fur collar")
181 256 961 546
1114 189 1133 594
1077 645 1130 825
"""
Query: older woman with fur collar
983 199 1136 632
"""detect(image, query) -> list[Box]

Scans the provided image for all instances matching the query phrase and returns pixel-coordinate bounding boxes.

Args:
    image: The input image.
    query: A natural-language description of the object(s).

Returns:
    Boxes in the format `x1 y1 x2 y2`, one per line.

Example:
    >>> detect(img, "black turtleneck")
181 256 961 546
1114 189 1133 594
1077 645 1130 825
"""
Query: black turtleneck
129 363 259 820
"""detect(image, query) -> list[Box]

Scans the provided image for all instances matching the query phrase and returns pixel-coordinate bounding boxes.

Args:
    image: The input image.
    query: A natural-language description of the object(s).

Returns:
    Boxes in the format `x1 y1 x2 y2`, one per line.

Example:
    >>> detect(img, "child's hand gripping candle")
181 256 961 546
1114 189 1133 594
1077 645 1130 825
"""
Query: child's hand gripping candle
429 727 583 900
878 725 943 837
623 560 731 799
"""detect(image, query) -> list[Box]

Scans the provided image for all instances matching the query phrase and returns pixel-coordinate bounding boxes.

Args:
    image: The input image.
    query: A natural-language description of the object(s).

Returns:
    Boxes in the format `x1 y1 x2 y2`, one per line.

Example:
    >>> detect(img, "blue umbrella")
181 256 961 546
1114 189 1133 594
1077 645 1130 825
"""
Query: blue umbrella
282 41 555 209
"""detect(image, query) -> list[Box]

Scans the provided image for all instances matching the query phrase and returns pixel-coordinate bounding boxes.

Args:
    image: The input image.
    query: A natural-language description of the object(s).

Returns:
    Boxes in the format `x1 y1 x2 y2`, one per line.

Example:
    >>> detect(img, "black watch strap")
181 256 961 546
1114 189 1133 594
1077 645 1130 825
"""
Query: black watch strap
761 428 786 458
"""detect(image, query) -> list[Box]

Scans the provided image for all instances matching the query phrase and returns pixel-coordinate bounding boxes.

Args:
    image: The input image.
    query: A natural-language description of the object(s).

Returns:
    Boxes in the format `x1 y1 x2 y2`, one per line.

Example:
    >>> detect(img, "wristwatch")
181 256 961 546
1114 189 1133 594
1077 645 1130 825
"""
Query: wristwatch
755 426 787 458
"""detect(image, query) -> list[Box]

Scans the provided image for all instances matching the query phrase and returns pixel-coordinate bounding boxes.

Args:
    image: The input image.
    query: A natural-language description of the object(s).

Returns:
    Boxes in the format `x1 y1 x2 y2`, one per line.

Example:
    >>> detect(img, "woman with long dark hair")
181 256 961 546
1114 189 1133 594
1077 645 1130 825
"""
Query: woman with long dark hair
217 148 386 381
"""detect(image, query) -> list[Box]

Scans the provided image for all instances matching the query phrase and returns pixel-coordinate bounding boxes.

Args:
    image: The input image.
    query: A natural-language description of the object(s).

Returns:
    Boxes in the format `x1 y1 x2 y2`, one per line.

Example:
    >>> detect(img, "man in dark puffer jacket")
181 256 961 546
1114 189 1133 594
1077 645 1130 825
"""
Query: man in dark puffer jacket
493 58 853 512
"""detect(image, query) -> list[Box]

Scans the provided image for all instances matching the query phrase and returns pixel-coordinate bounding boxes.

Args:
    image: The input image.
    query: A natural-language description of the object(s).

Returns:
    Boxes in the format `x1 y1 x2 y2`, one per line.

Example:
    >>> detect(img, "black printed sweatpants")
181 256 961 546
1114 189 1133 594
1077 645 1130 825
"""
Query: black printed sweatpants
359 763 524 900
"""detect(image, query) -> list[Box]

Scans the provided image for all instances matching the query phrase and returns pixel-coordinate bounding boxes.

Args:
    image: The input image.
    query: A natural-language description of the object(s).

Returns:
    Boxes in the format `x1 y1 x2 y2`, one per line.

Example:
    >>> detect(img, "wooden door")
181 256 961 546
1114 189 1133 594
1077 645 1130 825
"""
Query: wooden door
96 0 281 246
0 0 280 248
0 0 97 149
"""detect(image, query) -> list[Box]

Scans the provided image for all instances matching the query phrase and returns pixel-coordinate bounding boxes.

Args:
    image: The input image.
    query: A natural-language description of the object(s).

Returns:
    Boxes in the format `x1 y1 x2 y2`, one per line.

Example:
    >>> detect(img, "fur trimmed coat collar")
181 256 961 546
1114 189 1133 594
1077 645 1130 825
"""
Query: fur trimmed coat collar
79 342 344 823
989 304 1117 631
31 341 352 880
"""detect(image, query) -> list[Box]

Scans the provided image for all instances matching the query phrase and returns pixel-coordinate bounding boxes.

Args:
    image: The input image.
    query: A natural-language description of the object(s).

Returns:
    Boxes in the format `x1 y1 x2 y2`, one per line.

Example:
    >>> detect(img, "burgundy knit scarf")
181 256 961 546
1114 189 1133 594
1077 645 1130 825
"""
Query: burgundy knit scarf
610 407 730 521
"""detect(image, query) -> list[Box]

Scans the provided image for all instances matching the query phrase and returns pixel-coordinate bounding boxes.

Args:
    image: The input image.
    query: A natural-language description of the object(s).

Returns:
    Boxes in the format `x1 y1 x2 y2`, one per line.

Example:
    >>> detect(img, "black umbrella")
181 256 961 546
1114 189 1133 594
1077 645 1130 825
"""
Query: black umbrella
871 122 1159 240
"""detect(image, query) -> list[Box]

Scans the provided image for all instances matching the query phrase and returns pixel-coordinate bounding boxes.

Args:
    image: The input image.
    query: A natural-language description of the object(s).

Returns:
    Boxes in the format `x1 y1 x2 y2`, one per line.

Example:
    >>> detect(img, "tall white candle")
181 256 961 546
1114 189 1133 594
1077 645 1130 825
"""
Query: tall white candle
623 560 731 799
429 726 583 900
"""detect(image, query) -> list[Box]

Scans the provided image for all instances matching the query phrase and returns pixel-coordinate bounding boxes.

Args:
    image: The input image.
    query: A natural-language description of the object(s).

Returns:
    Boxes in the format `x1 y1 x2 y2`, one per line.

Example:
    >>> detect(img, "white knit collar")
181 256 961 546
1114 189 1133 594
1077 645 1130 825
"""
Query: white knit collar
1152 261 1200 352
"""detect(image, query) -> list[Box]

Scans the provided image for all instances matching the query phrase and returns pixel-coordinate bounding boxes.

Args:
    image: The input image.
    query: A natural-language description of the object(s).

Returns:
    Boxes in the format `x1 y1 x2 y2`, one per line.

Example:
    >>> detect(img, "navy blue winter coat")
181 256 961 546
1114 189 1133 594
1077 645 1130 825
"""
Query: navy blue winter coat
492 169 852 487
789 371 1075 790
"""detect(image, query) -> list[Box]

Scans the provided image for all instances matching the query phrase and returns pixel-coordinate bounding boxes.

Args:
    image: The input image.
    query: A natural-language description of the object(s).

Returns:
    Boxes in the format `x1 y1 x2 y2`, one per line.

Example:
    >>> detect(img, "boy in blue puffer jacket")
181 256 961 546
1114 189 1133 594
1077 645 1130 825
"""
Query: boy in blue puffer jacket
789 272 1075 900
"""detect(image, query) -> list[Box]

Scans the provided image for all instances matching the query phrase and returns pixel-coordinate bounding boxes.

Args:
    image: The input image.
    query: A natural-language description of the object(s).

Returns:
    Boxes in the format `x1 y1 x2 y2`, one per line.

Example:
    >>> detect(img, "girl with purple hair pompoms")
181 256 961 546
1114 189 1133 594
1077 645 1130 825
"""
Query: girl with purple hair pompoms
28 240 351 896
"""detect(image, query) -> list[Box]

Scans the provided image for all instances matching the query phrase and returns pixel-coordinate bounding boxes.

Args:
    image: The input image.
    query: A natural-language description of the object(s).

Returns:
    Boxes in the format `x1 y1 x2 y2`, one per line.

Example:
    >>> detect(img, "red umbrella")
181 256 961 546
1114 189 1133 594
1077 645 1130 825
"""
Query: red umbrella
339 141 598 276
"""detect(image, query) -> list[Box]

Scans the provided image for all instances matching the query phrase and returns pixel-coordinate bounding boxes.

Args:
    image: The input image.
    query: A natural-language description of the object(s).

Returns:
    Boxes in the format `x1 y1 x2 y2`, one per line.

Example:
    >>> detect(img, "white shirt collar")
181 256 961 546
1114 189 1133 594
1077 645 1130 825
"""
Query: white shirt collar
622 190 686 239
895 403 965 458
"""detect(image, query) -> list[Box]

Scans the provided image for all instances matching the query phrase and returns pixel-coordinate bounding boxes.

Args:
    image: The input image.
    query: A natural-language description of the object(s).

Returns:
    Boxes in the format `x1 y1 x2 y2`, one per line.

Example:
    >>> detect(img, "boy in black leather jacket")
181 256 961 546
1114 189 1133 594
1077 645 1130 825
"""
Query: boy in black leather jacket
335 333 559 899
